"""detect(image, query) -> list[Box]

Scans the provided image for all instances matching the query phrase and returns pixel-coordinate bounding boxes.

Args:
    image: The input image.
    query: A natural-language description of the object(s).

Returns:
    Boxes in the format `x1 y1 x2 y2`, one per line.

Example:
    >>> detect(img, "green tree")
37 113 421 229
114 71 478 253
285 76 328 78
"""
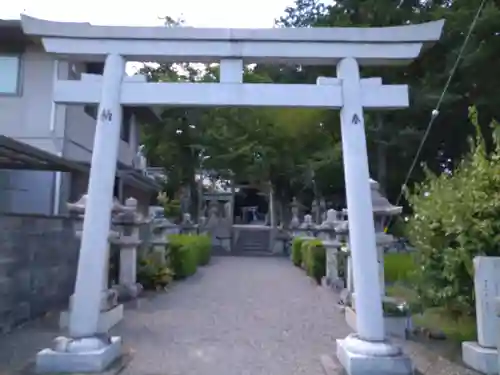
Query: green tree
273 0 500 210
406 108 500 316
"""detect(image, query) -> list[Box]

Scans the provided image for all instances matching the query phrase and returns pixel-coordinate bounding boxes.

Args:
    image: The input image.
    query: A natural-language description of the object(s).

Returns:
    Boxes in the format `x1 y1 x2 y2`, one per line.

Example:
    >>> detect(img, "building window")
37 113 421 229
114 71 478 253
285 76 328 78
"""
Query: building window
121 109 132 143
85 62 104 75
0 55 21 95
83 62 104 117
84 105 98 119
81 62 131 142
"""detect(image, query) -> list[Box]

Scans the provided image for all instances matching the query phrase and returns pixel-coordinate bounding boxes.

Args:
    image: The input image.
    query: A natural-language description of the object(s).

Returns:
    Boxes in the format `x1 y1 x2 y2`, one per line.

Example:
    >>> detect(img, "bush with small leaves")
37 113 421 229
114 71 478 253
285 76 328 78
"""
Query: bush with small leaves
137 254 174 290
406 107 500 317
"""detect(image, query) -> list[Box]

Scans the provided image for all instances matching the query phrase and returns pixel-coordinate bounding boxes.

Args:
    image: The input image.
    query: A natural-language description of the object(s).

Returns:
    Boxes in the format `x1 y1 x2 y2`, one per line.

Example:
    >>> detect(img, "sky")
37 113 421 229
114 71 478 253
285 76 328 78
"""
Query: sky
2 0 294 28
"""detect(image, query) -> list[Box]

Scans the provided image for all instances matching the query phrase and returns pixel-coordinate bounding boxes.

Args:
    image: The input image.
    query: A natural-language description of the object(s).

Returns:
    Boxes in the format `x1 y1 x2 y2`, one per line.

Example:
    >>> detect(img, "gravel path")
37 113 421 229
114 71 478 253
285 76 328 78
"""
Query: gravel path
0 256 480 375
118 256 352 375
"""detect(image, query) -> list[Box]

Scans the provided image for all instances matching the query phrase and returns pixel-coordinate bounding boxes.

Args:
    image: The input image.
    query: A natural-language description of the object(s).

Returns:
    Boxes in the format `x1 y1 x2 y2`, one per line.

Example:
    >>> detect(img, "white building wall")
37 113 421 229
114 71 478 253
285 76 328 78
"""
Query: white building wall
0 45 142 215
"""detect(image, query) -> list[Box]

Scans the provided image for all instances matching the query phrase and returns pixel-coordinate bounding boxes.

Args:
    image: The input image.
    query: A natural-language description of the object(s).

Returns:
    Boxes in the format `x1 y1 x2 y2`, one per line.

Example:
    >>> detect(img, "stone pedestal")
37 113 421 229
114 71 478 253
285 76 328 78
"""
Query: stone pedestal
150 217 179 265
462 256 500 374
375 232 395 297
36 336 123 373
462 342 497 375
220 237 232 252
324 240 342 289
114 198 144 300
336 334 413 375
119 247 140 290
117 245 142 298
151 238 168 264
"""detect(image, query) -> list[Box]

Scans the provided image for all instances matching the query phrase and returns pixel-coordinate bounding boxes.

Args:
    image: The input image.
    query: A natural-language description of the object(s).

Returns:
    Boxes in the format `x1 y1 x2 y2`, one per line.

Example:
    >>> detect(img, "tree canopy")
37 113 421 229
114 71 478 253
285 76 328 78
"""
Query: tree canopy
139 0 500 220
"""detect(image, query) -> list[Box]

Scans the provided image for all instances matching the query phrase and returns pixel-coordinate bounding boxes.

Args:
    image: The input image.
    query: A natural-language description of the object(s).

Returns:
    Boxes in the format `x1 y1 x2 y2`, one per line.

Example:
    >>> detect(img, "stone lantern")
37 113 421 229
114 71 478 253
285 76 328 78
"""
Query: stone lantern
370 179 402 231
319 209 343 288
289 197 301 230
113 197 145 300
298 214 316 239
370 179 402 296
342 179 402 297
60 194 127 332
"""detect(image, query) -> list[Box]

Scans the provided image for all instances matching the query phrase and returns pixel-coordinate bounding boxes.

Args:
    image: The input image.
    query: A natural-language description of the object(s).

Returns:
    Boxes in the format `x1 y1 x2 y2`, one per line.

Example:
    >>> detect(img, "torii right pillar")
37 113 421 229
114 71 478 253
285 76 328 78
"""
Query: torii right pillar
329 34 443 375
330 57 409 375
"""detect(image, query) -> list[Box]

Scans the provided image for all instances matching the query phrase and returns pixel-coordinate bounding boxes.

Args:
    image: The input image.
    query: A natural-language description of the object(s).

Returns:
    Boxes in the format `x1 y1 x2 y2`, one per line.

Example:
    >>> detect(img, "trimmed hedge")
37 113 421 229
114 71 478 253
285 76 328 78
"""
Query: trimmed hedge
182 234 212 266
194 235 212 266
168 234 212 279
291 237 305 267
302 239 326 284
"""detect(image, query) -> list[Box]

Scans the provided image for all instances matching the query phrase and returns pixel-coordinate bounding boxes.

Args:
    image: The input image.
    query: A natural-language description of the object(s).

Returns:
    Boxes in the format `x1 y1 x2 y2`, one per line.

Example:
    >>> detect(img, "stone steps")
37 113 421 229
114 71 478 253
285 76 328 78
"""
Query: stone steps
235 228 271 254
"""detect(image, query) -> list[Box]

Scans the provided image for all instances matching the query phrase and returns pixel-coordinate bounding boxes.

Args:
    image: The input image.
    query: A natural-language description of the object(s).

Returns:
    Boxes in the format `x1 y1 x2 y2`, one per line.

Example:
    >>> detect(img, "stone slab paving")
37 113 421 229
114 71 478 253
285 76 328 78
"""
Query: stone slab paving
116 256 351 375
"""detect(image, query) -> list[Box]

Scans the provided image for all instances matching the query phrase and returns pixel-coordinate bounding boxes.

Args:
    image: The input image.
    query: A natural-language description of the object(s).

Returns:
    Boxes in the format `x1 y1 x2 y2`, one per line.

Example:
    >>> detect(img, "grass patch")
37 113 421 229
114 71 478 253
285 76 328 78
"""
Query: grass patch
413 308 477 342
386 282 477 342
384 252 415 284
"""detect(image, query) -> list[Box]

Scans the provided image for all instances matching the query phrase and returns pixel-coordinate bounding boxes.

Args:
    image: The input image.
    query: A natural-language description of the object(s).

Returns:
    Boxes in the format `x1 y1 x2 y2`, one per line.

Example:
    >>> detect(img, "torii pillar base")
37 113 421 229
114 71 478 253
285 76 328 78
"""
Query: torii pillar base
36 336 122 373
336 334 413 375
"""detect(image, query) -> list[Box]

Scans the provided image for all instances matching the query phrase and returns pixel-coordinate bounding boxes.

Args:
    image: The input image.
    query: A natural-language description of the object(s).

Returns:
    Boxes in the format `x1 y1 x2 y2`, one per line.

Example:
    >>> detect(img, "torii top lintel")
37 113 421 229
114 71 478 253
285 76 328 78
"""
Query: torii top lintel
20 15 444 66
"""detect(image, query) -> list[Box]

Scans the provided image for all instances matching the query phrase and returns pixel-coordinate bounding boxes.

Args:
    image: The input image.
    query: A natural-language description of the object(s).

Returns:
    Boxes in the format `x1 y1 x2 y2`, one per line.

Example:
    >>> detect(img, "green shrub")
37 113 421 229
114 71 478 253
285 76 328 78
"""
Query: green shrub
303 239 326 284
194 235 212 266
167 234 211 279
291 237 305 267
168 234 199 279
300 241 309 267
137 254 174 290
406 107 500 316
384 253 415 284
183 234 212 266
157 192 182 221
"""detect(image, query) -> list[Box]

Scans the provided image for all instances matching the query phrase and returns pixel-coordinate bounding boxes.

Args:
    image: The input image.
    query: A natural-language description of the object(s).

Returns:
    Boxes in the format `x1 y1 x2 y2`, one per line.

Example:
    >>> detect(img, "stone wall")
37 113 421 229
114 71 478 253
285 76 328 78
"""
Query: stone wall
0 214 79 332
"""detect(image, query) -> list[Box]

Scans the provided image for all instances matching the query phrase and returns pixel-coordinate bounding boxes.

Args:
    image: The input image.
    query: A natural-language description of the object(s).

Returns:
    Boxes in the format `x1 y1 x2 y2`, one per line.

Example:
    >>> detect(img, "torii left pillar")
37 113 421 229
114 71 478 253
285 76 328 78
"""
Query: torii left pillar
36 54 125 373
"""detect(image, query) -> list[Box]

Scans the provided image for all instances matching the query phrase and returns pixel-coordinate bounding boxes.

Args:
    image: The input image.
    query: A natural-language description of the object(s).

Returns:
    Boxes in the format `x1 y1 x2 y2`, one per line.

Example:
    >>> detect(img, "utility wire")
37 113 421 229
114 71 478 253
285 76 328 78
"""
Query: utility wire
384 0 488 231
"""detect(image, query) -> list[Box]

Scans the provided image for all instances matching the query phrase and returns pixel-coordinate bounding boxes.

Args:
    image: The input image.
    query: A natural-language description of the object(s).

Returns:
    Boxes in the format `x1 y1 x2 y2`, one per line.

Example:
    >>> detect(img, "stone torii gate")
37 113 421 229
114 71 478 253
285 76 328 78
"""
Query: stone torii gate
21 15 444 375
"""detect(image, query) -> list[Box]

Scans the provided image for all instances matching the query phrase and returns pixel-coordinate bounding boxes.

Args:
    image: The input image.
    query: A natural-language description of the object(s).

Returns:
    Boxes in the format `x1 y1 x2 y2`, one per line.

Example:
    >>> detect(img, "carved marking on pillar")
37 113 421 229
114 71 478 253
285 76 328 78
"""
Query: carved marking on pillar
351 114 361 125
100 109 113 122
